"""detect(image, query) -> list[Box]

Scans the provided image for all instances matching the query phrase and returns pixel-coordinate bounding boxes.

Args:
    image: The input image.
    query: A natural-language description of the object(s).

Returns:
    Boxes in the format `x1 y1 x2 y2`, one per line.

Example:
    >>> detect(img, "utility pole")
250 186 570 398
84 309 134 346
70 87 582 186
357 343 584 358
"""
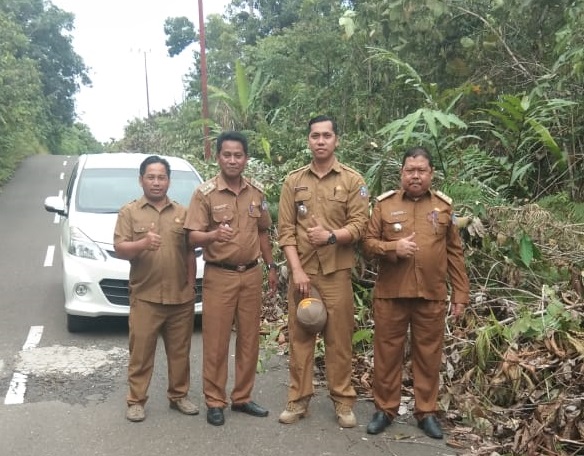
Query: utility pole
198 0 211 160
143 51 151 118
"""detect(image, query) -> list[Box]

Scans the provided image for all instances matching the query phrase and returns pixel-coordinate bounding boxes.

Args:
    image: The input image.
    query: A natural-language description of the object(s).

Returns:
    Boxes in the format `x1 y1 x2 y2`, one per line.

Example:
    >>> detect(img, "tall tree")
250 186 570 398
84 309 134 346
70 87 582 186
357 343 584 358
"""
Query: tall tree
1 0 91 151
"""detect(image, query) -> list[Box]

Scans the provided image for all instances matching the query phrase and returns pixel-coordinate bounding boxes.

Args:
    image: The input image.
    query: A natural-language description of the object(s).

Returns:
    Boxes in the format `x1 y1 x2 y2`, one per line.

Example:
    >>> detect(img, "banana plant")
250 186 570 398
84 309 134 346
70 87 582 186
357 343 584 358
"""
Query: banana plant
208 59 270 132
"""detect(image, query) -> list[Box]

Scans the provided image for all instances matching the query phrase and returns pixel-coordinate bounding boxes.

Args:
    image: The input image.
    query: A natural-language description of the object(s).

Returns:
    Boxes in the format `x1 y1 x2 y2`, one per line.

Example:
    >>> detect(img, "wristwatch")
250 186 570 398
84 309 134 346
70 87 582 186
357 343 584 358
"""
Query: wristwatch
267 262 278 271
327 231 337 245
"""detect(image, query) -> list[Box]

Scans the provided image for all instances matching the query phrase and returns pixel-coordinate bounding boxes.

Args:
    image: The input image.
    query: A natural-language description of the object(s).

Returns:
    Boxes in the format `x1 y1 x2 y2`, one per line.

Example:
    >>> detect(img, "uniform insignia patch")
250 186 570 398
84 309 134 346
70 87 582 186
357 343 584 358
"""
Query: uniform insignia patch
359 185 369 198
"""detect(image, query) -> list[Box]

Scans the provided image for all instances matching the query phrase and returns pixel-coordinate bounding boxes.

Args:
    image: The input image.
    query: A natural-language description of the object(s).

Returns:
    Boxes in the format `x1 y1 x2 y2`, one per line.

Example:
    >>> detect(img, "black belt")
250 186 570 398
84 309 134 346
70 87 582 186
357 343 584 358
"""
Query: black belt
206 259 259 272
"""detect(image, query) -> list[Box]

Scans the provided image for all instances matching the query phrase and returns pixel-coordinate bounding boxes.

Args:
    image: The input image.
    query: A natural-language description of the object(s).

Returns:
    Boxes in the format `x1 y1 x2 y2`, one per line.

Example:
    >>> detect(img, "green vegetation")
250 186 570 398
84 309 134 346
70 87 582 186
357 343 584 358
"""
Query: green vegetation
0 0 101 186
2 0 584 452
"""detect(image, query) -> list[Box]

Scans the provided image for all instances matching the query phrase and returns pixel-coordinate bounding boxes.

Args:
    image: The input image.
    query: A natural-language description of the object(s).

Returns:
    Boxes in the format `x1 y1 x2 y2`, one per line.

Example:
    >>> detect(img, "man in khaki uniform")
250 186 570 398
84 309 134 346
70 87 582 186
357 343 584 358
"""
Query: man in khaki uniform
363 146 469 439
277 115 369 427
184 131 277 426
114 155 198 422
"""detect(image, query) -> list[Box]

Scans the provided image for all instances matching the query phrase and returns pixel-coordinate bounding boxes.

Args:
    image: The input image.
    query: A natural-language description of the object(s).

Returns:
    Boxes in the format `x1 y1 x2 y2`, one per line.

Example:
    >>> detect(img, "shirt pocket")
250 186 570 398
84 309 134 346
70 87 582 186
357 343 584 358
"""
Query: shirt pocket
381 213 408 241
326 188 348 223
247 201 262 219
212 205 234 225
133 225 149 241
434 212 450 236
164 224 185 249
326 187 348 203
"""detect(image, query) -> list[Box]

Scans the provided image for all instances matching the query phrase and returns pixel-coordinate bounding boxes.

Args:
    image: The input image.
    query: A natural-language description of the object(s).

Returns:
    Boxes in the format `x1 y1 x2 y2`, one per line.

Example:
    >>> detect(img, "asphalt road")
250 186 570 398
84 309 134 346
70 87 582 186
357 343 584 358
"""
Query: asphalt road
0 155 457 456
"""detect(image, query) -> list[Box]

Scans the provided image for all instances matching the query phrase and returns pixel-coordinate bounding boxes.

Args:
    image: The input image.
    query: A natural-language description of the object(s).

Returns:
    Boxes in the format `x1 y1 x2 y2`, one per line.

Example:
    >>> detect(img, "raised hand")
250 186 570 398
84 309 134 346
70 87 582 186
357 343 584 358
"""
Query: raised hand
215 216 234 243
396 232 418 259
145 222 162 251
307 215 328 246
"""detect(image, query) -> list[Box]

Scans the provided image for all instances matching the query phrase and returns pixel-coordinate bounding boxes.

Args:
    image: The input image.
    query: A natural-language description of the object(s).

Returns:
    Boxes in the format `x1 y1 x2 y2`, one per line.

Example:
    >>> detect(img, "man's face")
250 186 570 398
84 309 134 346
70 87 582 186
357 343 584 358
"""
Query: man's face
217 139 248 180
400 155 433 198
139 163 170 202
308 120 339 162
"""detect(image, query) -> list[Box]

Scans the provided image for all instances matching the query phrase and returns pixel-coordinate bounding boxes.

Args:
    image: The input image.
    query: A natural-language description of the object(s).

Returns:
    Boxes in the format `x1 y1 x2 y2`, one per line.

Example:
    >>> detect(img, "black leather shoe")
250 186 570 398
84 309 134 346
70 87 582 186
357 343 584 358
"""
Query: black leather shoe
418 415 443 439
231 401 269 417
207 407 225 426
366 411 392 435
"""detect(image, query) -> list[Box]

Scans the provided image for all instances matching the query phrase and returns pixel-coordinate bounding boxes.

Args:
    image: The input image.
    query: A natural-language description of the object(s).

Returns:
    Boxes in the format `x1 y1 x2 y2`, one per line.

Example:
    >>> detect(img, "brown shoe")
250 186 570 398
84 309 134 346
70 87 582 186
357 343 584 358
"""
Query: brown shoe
126 404 145 422
334 402 357 428
169 396 199 415
278 398 310 424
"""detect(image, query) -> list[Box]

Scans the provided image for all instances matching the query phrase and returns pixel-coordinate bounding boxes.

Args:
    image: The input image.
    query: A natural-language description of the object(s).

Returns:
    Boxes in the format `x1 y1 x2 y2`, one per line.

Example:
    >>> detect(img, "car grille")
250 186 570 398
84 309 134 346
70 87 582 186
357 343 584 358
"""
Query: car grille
195 279 203 300
99 278 204 306
100 278 129 305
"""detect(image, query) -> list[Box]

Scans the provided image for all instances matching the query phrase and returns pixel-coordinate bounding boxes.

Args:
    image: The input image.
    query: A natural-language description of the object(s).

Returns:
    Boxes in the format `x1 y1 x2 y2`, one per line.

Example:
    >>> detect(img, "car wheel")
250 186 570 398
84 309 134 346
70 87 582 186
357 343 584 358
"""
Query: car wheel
67 314 92 333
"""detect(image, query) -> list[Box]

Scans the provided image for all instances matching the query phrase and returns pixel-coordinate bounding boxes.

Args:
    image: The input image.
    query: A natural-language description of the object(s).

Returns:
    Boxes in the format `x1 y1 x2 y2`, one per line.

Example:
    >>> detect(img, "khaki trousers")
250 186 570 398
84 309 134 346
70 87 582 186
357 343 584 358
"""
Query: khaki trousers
127 298 194 405
286 268 356 406
372 298 446 419
202 264 263 408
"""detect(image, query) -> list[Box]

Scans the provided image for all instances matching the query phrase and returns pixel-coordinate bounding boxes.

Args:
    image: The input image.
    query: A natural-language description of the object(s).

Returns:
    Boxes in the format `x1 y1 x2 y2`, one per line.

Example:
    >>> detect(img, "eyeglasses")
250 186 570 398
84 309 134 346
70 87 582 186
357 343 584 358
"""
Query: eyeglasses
402 168 431 176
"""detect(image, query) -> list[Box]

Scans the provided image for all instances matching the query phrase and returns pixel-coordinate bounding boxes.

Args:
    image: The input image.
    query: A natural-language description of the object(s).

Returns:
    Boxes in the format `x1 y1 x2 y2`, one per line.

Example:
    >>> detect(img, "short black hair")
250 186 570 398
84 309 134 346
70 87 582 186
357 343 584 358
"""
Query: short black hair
308 115 338 135
140 155 171 177
216 131 248 155
402 146 434 168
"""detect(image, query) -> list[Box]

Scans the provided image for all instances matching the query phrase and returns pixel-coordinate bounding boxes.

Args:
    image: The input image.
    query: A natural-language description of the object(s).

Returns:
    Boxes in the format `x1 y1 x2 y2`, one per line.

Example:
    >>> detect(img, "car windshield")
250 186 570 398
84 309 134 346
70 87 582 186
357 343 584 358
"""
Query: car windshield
76 168 201 213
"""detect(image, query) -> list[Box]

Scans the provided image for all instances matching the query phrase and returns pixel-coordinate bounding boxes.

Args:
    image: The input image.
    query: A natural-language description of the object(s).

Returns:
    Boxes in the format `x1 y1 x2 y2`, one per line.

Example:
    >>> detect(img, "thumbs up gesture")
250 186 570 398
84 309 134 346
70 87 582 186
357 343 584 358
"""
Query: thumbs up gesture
215 216 234 243
145 222 162 251
306 215 328 246
396 232 418 259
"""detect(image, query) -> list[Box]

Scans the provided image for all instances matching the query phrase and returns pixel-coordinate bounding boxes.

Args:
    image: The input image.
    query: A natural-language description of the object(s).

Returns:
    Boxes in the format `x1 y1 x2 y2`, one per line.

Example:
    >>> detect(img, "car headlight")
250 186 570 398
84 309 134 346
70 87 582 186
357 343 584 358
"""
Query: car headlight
68 227 107 261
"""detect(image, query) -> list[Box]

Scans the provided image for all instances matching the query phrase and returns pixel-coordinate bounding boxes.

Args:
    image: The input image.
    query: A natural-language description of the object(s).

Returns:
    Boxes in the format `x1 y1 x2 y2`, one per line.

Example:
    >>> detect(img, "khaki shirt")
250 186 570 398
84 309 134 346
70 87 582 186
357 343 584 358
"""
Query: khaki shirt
114 196 195 305
278 158 369 275
363 189 469 304
184 174 271 264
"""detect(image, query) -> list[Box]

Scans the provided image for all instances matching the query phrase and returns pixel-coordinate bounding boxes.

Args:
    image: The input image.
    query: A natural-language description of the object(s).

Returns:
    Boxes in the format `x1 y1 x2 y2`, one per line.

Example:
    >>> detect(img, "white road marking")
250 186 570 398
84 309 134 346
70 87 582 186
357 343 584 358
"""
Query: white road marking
63 160 67 166
22 326 44 351
60 172 64 180
44 246 55 267
4 326 44 405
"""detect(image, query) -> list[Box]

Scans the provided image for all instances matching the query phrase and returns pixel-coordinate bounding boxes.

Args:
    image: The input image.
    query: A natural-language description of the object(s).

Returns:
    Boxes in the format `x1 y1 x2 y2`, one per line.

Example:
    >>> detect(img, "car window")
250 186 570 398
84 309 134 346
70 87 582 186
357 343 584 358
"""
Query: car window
75 168 202 213
65 162 78 210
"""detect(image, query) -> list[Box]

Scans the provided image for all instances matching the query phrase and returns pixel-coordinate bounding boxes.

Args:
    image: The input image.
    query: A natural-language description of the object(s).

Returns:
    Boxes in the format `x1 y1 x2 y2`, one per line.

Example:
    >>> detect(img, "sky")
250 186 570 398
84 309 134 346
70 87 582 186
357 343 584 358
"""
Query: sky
51 0 231 143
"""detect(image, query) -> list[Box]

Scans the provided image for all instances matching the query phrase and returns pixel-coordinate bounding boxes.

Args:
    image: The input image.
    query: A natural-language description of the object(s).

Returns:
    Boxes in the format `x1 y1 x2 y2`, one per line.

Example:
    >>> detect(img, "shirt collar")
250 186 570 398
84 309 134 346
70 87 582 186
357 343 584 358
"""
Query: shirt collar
216 174 248 192
137 195 173 210
308 157 341 176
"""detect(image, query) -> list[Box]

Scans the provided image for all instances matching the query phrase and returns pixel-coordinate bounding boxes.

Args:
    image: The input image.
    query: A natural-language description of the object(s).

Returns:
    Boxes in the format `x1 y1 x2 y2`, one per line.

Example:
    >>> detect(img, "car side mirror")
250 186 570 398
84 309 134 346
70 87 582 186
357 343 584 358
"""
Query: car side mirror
44 196 67 216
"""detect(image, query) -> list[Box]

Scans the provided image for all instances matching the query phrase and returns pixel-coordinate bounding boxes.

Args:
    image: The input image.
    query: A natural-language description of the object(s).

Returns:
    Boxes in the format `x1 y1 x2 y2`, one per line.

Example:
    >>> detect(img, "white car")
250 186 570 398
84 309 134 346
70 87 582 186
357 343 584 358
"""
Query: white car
44 153 204 332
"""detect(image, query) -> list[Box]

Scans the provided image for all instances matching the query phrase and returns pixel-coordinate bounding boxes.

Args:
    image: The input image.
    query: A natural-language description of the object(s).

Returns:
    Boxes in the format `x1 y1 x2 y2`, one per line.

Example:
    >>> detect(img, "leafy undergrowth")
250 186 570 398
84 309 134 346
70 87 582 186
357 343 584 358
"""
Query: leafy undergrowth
261 203 584 456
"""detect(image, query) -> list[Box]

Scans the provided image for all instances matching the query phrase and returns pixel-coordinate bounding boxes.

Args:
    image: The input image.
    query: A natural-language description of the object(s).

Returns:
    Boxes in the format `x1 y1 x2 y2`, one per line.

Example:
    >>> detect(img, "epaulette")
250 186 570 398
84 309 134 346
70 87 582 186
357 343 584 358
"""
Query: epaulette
247 177 265 193
338 162 362 176
434 190 452 205
286 164 310 178
198 179 216 196
376 190 397 202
